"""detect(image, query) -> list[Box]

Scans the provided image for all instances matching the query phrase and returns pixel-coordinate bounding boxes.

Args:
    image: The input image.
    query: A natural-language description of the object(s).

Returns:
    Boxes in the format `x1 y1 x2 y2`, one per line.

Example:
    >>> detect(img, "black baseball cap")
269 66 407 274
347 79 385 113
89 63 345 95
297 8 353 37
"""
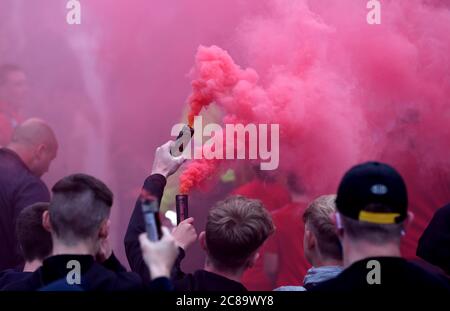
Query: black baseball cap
335 162 408 224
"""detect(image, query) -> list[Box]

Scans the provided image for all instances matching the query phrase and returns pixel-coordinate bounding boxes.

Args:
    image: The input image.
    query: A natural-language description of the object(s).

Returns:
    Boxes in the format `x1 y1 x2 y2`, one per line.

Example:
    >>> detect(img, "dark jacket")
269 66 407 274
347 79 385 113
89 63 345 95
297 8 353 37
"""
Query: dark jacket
174 270 247 291
172 248 247 291
417 203 450 276
2 253 172 291
124 174 168 283
0 269 31 290
311 257 450 292
0 148 50 271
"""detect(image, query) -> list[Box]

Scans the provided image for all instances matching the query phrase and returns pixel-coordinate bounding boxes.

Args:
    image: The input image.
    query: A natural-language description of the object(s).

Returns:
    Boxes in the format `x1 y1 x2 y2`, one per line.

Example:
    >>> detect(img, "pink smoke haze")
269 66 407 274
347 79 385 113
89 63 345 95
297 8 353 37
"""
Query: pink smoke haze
181 0 450 257
1 0 449 262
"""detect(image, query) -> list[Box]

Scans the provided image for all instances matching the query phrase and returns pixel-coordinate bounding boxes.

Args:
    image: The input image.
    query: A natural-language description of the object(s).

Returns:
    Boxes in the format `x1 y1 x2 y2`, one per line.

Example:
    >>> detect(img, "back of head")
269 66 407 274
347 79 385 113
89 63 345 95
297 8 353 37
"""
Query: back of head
336 162 408 244
10 118 57 149
205 195 274 271
303 195 342 261
9 118 58 176
16 202 52 262
50 174 113 245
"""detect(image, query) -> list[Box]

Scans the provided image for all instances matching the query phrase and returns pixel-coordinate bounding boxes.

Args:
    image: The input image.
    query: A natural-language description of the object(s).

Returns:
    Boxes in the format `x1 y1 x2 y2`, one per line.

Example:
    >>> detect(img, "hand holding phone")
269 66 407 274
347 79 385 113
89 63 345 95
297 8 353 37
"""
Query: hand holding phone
141 198 162 241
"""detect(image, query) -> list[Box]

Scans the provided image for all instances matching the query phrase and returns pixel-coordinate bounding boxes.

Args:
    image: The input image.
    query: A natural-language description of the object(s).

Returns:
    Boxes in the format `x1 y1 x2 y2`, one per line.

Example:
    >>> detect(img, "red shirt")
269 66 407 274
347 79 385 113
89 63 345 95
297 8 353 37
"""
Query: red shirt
265 202 310 288
378 139 450 259
234 179 292 290
240 242 273 290
0 101 21 147
233 179 292 212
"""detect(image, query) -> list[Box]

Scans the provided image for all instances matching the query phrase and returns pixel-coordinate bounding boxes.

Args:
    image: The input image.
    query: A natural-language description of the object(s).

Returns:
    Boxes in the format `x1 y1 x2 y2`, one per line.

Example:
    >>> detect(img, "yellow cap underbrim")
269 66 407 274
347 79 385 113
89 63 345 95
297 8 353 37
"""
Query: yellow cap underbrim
358 210 401 224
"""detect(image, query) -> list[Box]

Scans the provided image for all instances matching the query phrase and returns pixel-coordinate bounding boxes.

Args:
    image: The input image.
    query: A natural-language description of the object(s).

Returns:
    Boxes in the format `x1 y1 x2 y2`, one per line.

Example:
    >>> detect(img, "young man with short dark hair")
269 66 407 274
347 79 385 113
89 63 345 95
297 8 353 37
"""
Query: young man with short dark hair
125 157 275 292
5 171 178 291
172 195 274 291
0 202 52 289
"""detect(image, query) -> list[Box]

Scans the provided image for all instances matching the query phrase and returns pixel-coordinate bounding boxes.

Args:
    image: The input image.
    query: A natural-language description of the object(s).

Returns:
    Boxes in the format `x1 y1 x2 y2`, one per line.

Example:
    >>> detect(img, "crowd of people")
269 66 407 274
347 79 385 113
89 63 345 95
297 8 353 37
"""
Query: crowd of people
0 63 449 293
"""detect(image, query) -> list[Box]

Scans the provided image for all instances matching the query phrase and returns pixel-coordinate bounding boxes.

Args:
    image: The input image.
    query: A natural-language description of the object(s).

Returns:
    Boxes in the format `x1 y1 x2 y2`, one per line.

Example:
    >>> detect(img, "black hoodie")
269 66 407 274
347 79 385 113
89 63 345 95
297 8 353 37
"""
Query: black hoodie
417 203 450 276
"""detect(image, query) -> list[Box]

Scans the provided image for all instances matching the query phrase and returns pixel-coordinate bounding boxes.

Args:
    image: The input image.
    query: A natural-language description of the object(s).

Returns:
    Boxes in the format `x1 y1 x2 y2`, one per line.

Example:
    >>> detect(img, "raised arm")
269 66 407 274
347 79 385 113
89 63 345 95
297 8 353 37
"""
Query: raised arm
124 141 185 282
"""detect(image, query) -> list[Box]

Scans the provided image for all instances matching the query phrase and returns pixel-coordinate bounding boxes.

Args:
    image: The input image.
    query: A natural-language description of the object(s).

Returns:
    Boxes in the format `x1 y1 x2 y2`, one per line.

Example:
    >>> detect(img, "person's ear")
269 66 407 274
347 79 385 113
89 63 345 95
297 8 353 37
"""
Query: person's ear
199 231 207 251
247 252 260 268
407 211 414 225
305 226 316 251
334 212 344 238
35 144 46 159
42 210 52 232
402 212 415 235
99 219 110 239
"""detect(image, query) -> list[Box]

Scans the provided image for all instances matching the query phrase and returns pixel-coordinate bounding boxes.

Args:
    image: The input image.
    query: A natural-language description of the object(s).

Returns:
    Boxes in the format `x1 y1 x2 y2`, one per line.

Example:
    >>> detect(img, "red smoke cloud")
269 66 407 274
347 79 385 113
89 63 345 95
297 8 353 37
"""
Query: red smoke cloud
2 0 448 261
186 46 258 127
179 158 220 194
181 46 260 193
180 0 450 258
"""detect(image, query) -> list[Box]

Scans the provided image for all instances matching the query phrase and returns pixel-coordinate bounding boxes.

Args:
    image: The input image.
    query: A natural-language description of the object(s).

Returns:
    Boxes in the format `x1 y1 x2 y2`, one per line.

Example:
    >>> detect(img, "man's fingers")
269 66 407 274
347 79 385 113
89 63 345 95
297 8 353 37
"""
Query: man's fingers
160 226 172 239
141 228 173 245
139 233 150 247
173 154 186 164
163 140 174 150
181 217 194 225
156 140 173 154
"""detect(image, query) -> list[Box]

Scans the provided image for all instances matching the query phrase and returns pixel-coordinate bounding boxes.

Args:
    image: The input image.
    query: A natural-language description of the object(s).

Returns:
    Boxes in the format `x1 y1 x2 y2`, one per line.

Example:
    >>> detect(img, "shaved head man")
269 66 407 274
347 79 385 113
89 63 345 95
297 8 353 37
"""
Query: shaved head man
7 118 58 177
0 118 57 270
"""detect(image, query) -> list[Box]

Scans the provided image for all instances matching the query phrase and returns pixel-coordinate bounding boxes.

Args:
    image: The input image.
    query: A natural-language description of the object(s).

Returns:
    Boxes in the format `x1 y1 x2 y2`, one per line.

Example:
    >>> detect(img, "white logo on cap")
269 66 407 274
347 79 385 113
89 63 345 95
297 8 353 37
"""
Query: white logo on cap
371 184 388 195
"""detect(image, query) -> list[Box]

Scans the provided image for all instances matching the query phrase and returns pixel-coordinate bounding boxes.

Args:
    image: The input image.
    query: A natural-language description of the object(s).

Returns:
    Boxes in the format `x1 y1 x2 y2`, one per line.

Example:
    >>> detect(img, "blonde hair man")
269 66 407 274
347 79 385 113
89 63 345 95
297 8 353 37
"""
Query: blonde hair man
276 195 343 291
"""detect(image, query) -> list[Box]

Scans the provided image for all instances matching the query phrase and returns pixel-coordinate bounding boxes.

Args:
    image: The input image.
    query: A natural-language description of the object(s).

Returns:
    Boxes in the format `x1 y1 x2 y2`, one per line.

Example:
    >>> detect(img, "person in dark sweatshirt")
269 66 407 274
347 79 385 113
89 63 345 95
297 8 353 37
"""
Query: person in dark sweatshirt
124 141 275 291
124 140 186 284
171 195 274 291
416 203 450 277
311 162 450 293
4 173 178 291
0 202 52 289
0 119 57 271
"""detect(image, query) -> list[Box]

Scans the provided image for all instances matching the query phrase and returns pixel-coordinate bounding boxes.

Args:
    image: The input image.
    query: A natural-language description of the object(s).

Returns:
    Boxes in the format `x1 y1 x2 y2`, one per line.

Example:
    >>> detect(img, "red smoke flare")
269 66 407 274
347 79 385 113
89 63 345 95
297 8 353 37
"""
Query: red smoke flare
179 158 220 194
181 45 258 193
179 1 450 263
186 45 257 126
